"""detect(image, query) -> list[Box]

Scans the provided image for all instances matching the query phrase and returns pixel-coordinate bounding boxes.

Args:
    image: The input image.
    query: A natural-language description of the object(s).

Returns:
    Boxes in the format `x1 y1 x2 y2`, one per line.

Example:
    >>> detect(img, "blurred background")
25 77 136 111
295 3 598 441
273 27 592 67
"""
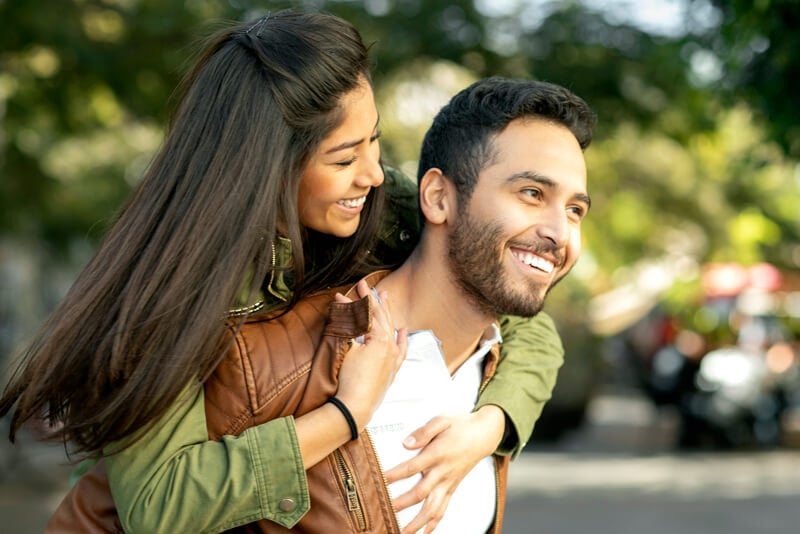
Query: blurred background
1 0 799 532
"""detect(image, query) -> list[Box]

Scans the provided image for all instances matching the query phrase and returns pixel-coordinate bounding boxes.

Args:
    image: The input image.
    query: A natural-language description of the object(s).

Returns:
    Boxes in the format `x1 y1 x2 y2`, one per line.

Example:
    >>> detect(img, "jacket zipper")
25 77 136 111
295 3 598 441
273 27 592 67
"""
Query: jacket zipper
365 430 402 531
333 449 367 531
483 356 502 532
492 456 501 533
265 241 288 302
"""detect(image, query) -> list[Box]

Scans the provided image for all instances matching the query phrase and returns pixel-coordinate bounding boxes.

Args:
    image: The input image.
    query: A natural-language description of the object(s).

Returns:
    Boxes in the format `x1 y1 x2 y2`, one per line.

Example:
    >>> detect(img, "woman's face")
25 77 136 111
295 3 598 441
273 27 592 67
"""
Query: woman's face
298 77 383 238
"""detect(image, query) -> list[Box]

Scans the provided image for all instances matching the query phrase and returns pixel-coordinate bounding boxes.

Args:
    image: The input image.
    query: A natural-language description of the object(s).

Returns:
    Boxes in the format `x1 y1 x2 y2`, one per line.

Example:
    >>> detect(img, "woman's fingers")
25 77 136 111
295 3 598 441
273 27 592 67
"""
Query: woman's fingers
399 484 448 534
385 418 450 484
334 292 351 303
335 280 407 427
402 416 450 451
388 412 503 530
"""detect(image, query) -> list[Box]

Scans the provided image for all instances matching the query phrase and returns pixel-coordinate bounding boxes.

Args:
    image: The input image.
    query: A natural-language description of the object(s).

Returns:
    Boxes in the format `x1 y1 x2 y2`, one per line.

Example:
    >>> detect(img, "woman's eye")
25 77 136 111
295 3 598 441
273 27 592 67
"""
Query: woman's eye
335 157 357 167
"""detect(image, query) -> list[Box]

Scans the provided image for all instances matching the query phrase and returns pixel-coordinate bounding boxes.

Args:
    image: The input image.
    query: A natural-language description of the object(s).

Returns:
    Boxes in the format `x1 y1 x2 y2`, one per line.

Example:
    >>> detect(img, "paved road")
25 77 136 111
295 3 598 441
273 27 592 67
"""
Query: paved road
502 390 800 534
0 431 73 533
503 451 800 534
5 447 798 534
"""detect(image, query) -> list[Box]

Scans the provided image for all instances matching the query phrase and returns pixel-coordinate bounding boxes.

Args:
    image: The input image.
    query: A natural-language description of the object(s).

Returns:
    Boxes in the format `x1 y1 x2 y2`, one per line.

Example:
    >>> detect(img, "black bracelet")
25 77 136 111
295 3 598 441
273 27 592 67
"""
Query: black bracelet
327 396 359 441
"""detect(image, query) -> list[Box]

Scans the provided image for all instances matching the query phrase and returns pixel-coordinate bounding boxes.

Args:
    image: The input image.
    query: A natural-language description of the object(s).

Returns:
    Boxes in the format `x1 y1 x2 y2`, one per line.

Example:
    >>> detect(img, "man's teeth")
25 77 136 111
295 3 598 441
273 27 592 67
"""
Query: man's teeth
512 250 555 273
337 196 367 208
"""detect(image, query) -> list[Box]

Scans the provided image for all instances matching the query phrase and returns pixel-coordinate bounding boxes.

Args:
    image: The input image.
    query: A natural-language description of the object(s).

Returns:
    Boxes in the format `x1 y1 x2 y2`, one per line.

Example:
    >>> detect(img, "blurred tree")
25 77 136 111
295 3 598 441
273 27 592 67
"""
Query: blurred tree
0 0 797 284
697 0 800 158
0 0 233 255
582 105 800 291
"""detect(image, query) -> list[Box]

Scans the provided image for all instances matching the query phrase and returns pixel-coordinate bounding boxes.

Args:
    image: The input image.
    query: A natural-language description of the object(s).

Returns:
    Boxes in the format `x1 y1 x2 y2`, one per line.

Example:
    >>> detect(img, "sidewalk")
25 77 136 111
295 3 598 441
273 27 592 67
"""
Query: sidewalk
0 426 73 533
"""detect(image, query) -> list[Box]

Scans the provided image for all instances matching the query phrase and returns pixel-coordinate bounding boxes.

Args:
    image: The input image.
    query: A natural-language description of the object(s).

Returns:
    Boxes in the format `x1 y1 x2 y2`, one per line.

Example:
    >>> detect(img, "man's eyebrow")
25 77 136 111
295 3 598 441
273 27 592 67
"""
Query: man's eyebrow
575 191 592 210
506 171 554 188
324 116 380 155
507 171 592 209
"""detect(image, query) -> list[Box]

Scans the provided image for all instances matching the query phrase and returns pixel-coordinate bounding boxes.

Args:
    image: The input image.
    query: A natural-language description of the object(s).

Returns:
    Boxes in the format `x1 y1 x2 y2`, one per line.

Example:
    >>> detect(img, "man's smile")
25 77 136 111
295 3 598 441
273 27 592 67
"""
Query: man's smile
510 247 557 274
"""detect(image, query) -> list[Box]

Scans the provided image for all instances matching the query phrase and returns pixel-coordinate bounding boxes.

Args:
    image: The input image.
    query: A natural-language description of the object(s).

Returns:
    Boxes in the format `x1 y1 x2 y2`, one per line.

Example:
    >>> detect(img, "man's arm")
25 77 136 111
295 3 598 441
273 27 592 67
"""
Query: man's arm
476 312 564 458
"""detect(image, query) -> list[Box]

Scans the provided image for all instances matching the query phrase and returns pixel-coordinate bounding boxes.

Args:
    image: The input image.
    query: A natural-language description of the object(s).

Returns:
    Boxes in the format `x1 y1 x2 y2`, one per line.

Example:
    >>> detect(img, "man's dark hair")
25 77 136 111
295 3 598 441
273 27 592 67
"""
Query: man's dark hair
417 76 596 203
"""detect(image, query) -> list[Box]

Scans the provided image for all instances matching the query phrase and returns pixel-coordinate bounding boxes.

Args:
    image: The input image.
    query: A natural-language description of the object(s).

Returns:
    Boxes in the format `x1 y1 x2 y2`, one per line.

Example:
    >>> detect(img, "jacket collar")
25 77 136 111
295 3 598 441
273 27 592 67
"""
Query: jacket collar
228 236 292 317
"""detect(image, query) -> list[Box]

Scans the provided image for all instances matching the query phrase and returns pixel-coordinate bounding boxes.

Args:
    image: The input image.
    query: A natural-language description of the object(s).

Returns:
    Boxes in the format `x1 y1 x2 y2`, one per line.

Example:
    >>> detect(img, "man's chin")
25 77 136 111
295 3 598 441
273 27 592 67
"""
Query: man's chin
491 293 545 318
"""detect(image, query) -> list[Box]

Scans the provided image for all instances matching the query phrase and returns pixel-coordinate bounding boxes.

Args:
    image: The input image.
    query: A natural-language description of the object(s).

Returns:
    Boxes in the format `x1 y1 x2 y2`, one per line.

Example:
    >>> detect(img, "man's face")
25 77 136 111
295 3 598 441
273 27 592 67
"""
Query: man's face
447 118 589 317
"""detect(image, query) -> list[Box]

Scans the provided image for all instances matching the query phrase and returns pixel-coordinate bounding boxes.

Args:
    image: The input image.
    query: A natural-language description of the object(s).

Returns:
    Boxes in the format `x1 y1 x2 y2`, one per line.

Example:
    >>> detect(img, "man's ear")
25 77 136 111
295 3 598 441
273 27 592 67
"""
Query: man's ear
419 168 455 225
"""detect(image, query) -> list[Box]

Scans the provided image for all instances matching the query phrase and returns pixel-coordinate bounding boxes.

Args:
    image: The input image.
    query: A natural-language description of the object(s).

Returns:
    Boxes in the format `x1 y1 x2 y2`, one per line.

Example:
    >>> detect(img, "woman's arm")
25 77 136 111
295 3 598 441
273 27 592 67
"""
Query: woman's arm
98 281 406 534
477 312 564 456
105 385 310 533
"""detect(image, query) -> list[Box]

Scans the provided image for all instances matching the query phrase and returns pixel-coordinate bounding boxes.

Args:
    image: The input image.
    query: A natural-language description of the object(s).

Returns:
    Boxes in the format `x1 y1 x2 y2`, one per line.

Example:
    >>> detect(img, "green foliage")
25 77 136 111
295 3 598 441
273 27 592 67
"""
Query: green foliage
0 0 234 255
1 0 798 297
700 0 800 157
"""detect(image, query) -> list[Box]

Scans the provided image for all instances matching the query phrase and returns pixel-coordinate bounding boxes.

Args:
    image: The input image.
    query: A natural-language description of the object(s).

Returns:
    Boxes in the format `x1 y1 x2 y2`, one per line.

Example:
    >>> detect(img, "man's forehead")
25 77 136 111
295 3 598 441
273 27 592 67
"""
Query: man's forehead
479 120 587 185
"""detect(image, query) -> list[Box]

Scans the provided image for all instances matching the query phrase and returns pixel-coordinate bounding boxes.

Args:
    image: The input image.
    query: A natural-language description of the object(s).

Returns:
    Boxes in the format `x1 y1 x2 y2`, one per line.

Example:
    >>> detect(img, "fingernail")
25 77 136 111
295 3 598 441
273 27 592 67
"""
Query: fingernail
403 436 415 447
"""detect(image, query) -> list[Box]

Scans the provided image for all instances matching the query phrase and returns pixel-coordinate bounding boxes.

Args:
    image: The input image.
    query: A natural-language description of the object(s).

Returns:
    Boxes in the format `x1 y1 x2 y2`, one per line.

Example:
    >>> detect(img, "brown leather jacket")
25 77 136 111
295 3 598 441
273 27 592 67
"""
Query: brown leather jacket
46 271 509 533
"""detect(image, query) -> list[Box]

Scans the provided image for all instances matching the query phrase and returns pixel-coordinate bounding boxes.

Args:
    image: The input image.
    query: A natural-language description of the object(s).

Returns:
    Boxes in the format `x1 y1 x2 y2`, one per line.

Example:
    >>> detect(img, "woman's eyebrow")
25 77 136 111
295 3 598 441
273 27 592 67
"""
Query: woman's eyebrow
325 139 362 154
325 116 380 154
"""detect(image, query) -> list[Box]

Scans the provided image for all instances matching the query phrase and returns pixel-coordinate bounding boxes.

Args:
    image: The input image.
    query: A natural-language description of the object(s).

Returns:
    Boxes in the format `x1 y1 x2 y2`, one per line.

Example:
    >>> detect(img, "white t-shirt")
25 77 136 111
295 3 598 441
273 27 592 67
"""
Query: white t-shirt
366 326 501 533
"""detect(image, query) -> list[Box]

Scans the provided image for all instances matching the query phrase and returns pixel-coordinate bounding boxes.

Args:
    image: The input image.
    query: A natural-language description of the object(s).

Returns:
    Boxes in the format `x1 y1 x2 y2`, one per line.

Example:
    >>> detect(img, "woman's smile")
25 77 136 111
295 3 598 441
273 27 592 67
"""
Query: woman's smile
297 77 383 238
336 194 369 211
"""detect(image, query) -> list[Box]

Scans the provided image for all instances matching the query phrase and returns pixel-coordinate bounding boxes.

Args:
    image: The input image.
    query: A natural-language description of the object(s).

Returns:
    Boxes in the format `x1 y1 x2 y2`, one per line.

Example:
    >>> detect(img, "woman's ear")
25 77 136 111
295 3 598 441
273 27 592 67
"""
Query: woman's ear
418 168 454 225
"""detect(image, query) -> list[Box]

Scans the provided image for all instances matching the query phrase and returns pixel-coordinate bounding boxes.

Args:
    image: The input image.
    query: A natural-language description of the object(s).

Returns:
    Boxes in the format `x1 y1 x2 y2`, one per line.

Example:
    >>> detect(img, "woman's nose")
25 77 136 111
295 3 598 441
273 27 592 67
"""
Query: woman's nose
355 145 383 187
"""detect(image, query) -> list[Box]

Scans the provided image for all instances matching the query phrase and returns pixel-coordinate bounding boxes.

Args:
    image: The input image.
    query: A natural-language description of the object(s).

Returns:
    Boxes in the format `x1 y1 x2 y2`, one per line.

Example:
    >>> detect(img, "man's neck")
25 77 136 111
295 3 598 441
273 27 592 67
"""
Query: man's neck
375 249 496 374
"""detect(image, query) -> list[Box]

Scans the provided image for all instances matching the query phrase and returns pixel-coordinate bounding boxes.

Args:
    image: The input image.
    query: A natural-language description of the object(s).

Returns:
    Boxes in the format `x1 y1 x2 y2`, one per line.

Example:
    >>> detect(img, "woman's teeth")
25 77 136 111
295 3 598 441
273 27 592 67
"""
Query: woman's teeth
338 196 367 208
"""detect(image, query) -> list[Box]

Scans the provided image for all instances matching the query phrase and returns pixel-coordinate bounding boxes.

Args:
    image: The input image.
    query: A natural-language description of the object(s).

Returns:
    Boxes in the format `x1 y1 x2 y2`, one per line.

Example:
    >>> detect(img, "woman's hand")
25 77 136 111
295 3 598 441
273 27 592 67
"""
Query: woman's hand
384 405 506 534
295 280 406 469
335 279 408 429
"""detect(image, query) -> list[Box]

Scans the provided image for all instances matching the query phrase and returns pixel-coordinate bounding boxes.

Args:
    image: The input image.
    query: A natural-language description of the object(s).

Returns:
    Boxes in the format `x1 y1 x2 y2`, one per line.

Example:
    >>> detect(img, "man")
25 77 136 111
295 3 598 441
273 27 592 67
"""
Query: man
362 76 593 533
49 76 594 533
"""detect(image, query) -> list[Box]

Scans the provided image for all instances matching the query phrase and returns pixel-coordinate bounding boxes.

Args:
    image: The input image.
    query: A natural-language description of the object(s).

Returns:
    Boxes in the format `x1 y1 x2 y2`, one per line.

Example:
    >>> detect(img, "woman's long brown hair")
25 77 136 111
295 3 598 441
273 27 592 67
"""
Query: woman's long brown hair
0 10 385 456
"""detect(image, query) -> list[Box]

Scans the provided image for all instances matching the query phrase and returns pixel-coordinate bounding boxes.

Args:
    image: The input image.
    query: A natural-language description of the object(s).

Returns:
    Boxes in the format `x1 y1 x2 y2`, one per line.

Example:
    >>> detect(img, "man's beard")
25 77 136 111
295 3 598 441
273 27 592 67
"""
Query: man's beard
447 208 563 318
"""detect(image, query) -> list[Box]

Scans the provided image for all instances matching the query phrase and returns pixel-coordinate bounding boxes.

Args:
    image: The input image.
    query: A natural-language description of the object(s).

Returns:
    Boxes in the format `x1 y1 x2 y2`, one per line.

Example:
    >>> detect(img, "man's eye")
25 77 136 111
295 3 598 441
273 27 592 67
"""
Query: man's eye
567 206 586 219
521 188 541 198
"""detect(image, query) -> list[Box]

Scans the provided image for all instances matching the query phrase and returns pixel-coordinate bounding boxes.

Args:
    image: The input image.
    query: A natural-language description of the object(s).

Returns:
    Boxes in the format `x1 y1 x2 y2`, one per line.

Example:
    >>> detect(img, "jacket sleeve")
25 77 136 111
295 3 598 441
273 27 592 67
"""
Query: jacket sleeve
475 312 564 459
104 384 310 533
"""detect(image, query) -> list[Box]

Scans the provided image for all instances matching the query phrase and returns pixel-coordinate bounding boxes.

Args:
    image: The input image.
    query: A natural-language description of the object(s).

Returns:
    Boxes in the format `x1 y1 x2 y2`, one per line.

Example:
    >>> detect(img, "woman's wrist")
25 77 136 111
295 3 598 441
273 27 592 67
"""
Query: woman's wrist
326 397 359 441
332 392 370 431
472 404 507 454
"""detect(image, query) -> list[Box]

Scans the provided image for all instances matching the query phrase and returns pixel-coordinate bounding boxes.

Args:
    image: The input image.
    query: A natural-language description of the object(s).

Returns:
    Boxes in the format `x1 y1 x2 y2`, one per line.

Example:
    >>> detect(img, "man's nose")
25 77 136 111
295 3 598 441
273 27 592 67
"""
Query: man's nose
535 208 569 247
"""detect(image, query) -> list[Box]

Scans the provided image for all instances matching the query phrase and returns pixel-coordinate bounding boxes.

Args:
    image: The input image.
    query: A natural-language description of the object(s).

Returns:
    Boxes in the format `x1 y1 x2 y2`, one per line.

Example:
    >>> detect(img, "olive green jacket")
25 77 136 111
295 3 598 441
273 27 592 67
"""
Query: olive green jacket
101 167 564 533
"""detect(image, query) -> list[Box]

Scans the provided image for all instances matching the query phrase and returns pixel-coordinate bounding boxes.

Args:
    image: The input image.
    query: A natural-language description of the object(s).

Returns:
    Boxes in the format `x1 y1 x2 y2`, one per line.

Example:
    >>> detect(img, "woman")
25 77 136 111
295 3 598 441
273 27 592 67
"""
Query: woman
0 10 564 534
